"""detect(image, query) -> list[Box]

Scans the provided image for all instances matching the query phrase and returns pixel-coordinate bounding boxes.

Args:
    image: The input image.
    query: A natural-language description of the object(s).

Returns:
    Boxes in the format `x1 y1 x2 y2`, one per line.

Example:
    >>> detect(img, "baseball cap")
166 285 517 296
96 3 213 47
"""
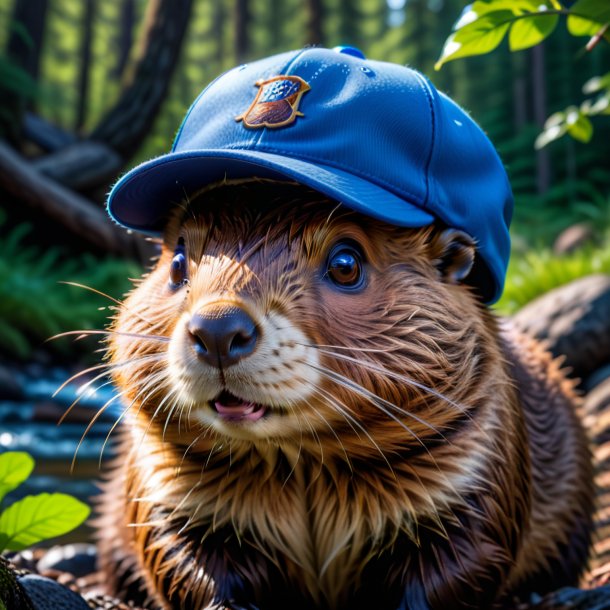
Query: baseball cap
107 46 513 303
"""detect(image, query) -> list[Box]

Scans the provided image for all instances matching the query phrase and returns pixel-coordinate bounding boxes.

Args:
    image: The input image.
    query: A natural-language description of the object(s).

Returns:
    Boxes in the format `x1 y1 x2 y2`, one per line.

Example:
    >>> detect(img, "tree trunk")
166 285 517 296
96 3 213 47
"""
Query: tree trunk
214 0 226 65
234 0 250 63
532 44 551 194
90 0 194 160
75 0 96 132
33 0 194 194
1 0 49 144
113 0 135 80
306 0 324 46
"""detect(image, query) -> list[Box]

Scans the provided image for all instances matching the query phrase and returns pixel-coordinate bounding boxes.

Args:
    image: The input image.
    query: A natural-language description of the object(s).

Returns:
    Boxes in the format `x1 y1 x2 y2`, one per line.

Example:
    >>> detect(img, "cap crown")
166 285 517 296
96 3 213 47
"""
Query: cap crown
109 48 513 303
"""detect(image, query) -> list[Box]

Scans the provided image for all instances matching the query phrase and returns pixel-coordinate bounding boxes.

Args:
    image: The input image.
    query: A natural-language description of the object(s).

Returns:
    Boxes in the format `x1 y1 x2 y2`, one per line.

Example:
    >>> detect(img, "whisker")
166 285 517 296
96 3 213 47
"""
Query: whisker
71 390 127 472
59 378 115 427
280 401 304 489
49 329 170 344
305 398 353 474
299 342 389 354
310 385 397 480
56 354 165 424
97 365 169 464
311 364 437 461
163 393 184 442
313 362 442 439
317 348 475 426
58 281 154 327
139 385 180 451
55 352 164 400
54 361 116 398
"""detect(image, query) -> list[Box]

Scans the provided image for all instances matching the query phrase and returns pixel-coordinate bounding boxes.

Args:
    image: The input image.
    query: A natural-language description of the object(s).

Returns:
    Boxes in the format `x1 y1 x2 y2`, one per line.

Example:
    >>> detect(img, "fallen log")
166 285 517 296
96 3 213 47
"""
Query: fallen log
0 141 149 261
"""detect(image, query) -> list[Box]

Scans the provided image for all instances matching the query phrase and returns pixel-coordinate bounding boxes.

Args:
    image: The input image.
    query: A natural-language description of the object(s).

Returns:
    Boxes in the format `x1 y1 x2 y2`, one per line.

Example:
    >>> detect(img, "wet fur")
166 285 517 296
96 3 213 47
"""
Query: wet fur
97 181 594 609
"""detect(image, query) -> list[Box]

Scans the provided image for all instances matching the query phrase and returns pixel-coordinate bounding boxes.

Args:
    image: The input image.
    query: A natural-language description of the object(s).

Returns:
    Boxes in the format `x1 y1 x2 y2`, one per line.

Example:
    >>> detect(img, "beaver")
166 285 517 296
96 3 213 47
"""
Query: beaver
94 47 596 610
96 179 594 610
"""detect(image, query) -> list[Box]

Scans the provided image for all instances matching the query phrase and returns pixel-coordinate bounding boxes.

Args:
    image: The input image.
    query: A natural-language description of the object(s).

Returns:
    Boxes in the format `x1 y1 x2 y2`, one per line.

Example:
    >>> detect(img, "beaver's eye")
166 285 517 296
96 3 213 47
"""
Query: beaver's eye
169 248 187 288
326 244 364 289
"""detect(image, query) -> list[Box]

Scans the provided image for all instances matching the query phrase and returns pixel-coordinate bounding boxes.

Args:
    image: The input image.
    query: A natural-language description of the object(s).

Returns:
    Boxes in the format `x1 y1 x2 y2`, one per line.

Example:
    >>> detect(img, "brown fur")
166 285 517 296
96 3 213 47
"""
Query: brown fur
97 180 594 610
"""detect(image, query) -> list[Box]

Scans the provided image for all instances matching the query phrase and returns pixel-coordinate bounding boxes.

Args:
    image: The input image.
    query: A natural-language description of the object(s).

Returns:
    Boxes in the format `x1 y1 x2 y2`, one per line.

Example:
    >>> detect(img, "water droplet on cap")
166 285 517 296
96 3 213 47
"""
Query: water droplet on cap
333 46 366 59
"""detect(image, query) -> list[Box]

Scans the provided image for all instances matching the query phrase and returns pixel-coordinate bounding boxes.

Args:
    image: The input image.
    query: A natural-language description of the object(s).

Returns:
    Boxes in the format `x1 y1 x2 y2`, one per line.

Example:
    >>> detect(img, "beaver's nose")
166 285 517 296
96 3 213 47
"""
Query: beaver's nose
188 306 258 368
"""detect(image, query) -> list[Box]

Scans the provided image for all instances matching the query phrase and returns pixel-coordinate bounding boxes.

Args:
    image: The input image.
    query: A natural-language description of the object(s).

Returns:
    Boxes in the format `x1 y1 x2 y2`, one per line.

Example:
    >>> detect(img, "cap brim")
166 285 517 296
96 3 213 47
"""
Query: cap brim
107 149 434 234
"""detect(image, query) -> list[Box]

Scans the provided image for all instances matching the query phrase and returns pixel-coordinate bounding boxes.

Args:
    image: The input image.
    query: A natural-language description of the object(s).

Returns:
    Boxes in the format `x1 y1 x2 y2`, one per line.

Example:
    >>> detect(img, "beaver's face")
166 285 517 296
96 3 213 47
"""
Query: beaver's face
111 182 493 457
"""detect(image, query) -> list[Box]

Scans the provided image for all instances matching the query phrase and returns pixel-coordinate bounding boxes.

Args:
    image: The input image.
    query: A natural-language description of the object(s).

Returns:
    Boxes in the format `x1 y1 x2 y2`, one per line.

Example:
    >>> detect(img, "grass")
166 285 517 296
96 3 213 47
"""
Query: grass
496 239 610 316
0 213 141 360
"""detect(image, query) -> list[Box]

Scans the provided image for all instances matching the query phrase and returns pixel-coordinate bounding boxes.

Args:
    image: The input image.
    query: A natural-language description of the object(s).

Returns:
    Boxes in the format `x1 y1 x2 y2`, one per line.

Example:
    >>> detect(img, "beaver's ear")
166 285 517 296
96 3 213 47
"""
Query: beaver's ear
430 228 476 285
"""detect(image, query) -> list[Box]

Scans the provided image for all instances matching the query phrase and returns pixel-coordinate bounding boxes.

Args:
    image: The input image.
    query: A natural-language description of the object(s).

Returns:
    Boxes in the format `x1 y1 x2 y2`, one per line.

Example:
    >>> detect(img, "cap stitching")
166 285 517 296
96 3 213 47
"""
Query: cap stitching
172 70 230 152
221 143 426 205
412 72 436 210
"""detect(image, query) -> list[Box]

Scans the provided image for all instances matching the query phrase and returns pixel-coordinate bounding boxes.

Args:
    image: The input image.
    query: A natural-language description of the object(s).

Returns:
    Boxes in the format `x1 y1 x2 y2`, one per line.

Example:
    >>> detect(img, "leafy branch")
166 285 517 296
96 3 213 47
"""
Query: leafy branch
0 452 89 554
436 0 610 148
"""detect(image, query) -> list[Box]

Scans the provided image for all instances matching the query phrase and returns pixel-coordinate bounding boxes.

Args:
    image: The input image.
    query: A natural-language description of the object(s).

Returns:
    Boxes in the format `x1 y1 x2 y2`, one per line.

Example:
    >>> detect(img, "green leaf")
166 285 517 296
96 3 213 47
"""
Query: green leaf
436 13 512 69
535 122 568 148
0 493 90 552
0 452 34 505
581 93 610 115
436 1 560 68
583 72 610 94
567 0 610 36
567 13 605 36
509 13 559 50
566 108 593 142
570 0 610 24
0 598 6 610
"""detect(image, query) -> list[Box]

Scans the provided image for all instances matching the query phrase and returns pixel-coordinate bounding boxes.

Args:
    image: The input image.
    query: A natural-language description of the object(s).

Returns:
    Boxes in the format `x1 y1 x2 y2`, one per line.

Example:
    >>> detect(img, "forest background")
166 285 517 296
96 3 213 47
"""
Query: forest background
0 0 609 358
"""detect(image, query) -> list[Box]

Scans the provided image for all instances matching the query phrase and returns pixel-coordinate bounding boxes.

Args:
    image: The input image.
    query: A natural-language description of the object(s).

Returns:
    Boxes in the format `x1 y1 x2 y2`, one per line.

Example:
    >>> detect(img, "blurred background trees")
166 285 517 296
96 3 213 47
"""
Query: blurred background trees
0 0 609 356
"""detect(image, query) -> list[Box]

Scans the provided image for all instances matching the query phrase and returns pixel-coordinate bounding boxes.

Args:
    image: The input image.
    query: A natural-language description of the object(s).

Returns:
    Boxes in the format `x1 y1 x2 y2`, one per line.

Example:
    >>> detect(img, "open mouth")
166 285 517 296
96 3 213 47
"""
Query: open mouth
211 390 268 423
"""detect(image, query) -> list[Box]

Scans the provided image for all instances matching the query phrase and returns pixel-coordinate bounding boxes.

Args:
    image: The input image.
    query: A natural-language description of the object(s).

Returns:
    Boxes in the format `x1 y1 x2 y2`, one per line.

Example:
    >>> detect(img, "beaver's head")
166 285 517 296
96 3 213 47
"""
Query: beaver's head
111 180 500 460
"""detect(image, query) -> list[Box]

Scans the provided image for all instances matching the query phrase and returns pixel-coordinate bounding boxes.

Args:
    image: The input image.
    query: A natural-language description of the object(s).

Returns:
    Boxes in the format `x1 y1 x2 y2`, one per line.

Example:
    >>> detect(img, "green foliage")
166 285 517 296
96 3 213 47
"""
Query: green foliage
0 210 141 359
437 0 609 69
0 453 34 505
536 71 610 147
497 238 610 314
436 1 561 69
0 55 38 99
436 0 610 148
0 452 89 553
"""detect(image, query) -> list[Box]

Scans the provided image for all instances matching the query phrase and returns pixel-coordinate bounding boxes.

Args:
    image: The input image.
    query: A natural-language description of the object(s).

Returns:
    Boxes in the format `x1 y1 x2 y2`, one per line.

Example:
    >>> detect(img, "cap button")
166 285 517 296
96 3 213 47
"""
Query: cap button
333 46 366 59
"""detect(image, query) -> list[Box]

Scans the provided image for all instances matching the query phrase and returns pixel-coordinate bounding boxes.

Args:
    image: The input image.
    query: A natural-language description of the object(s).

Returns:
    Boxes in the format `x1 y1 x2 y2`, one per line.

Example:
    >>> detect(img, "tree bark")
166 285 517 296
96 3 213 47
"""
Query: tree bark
75 0 96 132
532 44 551 194
34 0 194 193
1 0 49 144
32 140 122 191
90 0 194 160
234 0 250 63
113 0 135 80
306 0 324 46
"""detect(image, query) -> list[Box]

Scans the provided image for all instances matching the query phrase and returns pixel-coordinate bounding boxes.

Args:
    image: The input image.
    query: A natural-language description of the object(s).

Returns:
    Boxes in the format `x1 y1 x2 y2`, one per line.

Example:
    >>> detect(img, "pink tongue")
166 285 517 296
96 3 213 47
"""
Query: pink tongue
214 399 267 422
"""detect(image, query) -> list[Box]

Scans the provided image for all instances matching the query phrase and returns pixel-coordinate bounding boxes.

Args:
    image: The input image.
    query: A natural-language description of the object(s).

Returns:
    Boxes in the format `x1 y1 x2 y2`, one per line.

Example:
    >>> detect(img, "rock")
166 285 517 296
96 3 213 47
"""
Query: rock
36 543 97 578
19 574 91 610
553 222 595 255
513 275 610 383
0 556 34 610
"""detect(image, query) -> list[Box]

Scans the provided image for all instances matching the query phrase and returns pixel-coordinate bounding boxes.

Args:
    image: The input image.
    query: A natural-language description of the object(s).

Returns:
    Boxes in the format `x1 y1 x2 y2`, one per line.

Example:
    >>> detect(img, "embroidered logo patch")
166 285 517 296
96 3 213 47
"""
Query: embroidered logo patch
236 75 310 129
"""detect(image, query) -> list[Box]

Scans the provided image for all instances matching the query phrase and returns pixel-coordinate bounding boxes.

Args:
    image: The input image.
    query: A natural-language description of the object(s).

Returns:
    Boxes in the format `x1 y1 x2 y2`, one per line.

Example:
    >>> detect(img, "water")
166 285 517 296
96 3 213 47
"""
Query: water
0 366 124 505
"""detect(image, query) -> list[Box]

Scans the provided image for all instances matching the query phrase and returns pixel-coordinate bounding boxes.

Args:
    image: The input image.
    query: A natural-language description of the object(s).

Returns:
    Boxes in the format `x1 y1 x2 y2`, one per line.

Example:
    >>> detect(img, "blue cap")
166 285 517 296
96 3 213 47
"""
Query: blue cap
107 47 513 303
